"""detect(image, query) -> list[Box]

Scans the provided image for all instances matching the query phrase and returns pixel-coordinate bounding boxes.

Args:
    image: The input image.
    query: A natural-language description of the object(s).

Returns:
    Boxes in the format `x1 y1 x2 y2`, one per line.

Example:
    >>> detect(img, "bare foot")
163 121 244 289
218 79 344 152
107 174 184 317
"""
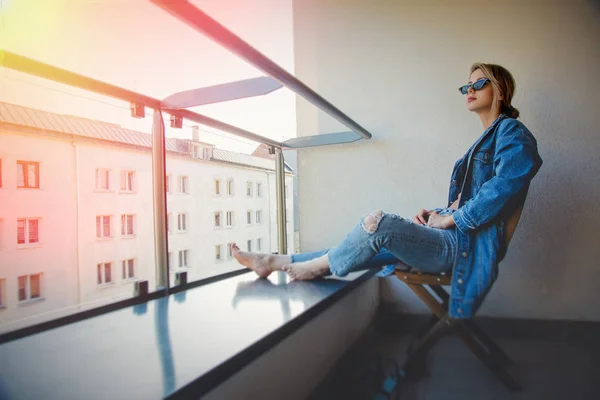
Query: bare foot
283 261 330 281
231 243 273 278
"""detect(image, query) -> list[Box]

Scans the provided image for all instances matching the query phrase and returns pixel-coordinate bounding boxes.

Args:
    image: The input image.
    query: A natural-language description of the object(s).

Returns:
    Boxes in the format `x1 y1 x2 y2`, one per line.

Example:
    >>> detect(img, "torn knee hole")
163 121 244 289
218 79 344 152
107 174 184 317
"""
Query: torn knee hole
362 210 383 233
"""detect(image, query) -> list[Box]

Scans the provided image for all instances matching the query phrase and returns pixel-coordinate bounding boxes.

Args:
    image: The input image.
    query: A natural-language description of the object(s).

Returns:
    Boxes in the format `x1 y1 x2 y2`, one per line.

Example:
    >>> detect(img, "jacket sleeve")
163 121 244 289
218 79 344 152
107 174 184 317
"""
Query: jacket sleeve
452 120 542 233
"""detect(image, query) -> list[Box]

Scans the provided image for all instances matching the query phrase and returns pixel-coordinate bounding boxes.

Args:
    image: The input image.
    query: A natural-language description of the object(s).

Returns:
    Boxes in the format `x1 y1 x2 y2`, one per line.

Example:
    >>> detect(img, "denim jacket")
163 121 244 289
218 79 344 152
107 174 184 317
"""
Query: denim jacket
443 114 543 318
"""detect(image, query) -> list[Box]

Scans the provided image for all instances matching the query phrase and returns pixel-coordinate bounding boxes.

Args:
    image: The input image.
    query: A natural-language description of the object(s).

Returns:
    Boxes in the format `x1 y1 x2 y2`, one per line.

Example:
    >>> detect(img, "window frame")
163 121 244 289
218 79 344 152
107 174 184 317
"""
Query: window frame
96 215 112 239
119 170 136 193
226 178 234 196
0 278 6 308
179 176 189 194
246 181 253 197
178 249 189 268
226 211 234 228
214 211 222 228
120 214 136 237
16 160 40 189
17 218 41 247
122 259 136 281
95 168 111 191
18 273 43 302
256 210 262 225
256 182 262 197
177 213 188 232
96 262 114 286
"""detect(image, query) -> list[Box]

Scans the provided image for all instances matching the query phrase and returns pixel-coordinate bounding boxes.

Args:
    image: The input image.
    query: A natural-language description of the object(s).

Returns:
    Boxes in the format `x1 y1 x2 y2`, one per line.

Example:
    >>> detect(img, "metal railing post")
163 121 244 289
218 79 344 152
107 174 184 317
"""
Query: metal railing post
275 148 288 254
152 110 169 290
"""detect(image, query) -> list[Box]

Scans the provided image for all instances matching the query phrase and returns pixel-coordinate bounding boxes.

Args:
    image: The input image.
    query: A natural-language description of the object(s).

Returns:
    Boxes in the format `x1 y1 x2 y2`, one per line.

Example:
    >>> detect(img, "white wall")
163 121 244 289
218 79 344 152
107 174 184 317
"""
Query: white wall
293 0 600 321
204 277 379 400
0 131 79 326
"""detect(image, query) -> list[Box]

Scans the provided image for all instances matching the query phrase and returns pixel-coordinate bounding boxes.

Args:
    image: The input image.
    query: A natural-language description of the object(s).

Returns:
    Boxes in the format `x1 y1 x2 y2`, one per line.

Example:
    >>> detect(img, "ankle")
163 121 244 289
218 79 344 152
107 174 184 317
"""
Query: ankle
268 254 291 271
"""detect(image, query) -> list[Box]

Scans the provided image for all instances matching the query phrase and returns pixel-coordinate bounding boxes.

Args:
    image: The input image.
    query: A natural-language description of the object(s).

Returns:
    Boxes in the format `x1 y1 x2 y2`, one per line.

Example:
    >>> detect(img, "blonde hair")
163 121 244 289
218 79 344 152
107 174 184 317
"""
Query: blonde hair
470 63 520 119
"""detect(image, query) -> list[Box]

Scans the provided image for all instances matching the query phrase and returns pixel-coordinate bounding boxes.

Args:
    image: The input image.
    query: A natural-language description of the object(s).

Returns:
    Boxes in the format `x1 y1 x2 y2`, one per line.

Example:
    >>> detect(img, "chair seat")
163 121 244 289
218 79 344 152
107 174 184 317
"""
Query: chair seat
393 264 451 285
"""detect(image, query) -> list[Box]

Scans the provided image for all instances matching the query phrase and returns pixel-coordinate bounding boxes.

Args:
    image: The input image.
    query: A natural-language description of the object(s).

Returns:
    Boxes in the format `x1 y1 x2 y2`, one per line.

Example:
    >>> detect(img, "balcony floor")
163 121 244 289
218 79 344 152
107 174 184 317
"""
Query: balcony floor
310 319 600 400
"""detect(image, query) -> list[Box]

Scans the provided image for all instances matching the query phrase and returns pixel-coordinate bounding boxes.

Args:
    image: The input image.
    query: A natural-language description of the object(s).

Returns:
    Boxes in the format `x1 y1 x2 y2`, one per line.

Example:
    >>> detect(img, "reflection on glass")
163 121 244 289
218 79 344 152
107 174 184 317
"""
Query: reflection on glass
165 134 296 285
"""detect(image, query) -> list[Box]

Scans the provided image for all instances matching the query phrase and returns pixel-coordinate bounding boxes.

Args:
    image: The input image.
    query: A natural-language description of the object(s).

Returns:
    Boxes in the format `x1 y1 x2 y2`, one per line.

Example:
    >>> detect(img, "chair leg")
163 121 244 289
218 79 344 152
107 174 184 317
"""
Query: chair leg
400 314 453 380
462 319 514 367
454 321 522 392
429 285 515 367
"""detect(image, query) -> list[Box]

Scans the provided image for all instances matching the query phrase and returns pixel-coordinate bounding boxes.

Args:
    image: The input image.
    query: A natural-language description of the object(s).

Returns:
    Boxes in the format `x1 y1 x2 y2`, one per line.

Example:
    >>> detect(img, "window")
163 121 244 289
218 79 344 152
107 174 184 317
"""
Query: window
96 216 111 238
177 213 188 232
166 175 172 194
227 243 233 259
226 211 234 227
95 168 110 190
178 250 189 267
17 218 40 245
17 161 39 189
247 239 252 252
214 212 222 228
215 245 222 260
256 182 262 197
0 279 6 307
226 178 234 196
120 170 135 192
179 176 189 194
203 147 212 159
247 211 252 225
18 273 42 301
256 210 262 225
257 238 263 252
121 214 135 236
122 259 135 280
192 144 200 159
246 181 253 196
97 263 112 285
214 179 221 196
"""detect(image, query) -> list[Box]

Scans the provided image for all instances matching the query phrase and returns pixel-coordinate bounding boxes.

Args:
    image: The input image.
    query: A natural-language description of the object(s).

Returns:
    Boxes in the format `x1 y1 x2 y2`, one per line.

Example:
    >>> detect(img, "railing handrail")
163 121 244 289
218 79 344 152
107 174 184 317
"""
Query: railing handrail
149 0 374 141
0 50 284 148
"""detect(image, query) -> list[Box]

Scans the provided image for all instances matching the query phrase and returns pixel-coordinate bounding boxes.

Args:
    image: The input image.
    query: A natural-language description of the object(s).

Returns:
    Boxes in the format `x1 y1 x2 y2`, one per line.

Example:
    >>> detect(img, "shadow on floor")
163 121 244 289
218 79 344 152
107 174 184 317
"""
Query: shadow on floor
309 319 600 400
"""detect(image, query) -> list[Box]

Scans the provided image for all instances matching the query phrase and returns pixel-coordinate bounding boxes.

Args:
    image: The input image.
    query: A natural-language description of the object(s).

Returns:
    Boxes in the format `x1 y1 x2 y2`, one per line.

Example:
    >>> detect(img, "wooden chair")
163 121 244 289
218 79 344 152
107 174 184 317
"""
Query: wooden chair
394 207 525 391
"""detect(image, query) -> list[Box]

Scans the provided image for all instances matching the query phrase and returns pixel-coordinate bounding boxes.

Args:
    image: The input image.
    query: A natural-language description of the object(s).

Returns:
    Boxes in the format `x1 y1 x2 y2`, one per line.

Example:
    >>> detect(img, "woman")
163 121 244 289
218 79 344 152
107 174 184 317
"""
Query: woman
232 63 543 318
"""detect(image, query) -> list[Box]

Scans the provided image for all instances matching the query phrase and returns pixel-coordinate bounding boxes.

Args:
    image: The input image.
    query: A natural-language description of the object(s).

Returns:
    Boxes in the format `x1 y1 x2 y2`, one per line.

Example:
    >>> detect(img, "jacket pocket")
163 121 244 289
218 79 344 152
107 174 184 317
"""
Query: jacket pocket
472 149 494 189
473 149 493 164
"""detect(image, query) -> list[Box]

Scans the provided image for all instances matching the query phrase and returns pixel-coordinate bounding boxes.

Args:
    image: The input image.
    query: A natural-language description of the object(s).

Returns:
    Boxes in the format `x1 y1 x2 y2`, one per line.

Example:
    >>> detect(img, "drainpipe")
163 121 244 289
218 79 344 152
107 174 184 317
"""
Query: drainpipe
72 140 83 307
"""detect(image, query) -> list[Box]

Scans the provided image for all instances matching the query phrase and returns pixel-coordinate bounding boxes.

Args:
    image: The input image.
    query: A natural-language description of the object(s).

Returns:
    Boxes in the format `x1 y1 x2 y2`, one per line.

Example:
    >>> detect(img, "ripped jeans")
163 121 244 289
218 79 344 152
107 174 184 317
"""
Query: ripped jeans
290 211 457 276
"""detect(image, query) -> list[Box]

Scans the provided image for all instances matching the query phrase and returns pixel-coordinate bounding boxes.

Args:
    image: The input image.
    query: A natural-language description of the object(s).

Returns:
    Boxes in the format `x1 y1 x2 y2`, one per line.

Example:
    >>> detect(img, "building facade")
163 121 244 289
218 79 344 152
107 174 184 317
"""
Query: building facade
0 102 295 333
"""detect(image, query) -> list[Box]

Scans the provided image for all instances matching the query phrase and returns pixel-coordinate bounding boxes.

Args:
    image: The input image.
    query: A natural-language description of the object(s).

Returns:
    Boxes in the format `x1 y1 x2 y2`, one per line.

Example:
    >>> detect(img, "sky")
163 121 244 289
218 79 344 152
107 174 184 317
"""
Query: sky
0 0 298 153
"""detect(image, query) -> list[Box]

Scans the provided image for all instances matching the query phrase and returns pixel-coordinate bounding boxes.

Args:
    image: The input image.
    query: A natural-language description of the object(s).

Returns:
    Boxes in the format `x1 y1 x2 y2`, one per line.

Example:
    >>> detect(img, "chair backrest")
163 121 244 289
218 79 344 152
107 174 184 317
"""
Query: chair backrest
504 205 524 246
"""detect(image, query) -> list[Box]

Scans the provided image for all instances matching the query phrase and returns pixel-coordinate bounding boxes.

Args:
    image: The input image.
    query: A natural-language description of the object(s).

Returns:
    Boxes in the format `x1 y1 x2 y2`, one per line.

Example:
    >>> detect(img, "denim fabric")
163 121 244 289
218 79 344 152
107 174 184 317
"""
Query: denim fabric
444 115 543 318
291 216 457 276
292 114 542 320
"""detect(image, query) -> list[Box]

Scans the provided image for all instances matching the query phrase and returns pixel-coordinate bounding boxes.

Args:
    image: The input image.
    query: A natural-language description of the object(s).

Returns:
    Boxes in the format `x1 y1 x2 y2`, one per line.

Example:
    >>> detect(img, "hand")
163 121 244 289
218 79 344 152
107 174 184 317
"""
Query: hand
449 192 462 210
412 209 431 225
426 212 456 229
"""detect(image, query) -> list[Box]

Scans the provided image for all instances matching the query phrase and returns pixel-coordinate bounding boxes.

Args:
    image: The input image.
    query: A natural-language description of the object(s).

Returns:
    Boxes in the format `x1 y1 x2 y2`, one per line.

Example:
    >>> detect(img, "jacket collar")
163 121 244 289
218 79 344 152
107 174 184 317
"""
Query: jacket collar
469 114 507 153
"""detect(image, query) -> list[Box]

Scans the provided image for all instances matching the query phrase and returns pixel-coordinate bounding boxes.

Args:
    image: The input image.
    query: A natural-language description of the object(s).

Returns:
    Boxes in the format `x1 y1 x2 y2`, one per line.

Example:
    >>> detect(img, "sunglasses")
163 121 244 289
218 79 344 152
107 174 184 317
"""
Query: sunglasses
458 78 490 95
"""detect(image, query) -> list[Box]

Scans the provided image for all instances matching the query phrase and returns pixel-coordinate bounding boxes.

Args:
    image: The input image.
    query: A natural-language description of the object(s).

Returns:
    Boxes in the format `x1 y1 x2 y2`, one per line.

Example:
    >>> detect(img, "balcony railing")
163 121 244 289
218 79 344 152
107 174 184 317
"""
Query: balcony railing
0 0 374 338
